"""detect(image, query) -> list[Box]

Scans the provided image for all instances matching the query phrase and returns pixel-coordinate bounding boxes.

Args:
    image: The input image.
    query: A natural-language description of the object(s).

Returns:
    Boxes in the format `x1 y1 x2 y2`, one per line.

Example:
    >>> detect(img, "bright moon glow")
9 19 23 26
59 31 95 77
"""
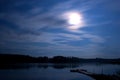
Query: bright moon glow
63 11 84 30
68 12 82 25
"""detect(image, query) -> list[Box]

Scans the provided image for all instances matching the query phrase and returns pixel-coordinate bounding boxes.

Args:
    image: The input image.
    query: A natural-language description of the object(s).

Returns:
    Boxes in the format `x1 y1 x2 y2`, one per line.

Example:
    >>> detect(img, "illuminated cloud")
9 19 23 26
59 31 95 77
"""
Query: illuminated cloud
61 11 84 30
0 0 120 58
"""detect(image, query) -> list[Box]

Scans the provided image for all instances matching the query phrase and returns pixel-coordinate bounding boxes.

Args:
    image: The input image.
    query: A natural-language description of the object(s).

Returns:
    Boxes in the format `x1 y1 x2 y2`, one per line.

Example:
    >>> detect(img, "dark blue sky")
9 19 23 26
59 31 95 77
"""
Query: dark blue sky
0 0 120 58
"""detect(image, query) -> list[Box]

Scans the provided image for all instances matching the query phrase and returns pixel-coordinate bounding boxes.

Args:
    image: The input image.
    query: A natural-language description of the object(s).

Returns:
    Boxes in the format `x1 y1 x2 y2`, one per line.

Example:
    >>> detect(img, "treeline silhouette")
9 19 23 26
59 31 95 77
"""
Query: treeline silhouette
0 54 120 64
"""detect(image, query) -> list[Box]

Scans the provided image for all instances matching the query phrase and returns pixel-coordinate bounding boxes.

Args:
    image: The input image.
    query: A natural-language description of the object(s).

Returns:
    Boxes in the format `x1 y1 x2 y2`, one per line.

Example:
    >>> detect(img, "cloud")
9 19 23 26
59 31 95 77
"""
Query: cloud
81 34 105 43
0 0 109 32
1 0 116 57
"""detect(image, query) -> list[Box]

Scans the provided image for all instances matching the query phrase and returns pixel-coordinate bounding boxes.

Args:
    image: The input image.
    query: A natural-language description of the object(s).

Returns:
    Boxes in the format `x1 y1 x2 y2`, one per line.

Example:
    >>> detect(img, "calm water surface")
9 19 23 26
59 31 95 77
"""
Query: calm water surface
0 63 120 80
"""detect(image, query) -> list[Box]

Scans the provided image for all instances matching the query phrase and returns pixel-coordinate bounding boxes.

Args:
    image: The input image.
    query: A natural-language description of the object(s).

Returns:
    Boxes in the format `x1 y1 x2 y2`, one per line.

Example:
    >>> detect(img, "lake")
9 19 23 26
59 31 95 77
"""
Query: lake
0 63 120 80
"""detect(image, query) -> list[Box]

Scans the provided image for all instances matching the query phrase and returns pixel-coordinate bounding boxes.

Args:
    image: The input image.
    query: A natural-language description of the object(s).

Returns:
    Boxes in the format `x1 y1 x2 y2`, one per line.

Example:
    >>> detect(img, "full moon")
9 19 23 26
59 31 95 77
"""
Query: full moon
63 11 84 30
68 12 82 25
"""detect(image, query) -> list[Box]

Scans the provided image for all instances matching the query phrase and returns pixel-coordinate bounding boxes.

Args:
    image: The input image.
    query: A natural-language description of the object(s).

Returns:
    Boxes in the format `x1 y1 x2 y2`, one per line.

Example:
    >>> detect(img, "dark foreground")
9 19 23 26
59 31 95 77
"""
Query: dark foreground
0 54 120 80
0 63 120 80
70 69 120 80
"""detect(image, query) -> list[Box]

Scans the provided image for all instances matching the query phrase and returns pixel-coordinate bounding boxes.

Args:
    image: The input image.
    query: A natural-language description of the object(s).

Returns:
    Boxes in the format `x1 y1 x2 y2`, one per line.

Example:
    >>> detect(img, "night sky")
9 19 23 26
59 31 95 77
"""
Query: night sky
0 0 120 58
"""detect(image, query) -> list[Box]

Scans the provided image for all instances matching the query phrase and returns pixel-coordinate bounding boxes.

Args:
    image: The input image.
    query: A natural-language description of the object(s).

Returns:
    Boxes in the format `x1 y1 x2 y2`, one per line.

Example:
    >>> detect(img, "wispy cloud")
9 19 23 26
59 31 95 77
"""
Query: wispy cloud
0 0 119 57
